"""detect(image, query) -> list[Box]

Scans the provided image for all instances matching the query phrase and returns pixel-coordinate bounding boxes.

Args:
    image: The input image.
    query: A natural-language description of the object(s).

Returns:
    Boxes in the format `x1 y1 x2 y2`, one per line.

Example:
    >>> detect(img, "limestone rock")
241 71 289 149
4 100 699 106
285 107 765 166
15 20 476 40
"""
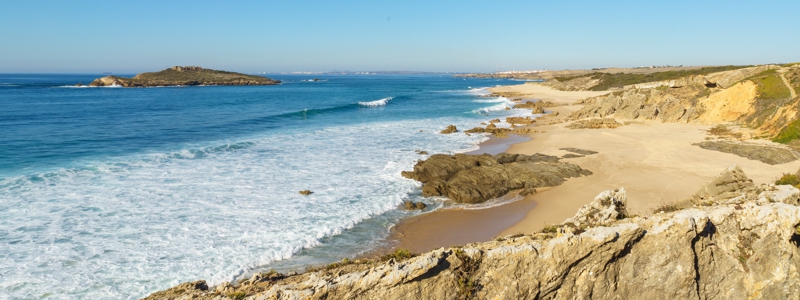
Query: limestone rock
689 164 756 205
561 188 628 230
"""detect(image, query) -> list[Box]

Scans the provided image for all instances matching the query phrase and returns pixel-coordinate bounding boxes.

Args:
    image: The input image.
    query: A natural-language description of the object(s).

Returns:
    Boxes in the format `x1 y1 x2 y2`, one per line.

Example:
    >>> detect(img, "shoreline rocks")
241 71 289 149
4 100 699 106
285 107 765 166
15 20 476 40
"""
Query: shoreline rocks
400 153 591 204
146 165 800 300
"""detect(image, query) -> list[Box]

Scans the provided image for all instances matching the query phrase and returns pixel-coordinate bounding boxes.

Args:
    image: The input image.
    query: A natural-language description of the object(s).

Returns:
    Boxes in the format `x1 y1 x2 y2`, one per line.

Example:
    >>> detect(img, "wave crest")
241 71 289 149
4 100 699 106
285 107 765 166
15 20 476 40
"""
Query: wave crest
358 97 393 107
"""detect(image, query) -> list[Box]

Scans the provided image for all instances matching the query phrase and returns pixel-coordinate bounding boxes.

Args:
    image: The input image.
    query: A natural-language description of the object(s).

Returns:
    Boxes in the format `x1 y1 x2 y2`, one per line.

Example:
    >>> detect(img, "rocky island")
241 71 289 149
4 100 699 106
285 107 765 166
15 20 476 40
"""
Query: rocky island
88 66 280 87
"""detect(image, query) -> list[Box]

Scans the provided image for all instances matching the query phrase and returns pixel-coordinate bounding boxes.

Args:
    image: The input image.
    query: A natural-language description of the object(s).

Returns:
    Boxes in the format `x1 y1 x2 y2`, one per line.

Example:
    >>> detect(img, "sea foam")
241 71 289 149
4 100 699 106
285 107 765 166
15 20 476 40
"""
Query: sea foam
0 117 487 299
358 97 393 107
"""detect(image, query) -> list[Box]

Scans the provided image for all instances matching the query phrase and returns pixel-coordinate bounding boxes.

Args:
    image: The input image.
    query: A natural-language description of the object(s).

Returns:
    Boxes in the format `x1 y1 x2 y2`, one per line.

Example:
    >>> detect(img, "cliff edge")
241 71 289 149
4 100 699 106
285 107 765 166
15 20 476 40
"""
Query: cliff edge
144 165 800 299
88 66 280 87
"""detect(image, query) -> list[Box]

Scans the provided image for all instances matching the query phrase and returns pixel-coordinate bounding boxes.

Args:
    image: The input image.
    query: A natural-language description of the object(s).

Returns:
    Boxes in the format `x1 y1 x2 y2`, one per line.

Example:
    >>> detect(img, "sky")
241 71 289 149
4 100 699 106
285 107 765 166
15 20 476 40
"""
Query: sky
0 0 798 73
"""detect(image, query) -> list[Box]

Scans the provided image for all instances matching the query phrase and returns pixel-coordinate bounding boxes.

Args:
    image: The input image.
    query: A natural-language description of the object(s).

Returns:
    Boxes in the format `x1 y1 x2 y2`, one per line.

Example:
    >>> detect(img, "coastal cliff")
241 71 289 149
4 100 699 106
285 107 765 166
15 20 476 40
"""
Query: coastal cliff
144 165 800 299
88 66 280 87
565 64 800 144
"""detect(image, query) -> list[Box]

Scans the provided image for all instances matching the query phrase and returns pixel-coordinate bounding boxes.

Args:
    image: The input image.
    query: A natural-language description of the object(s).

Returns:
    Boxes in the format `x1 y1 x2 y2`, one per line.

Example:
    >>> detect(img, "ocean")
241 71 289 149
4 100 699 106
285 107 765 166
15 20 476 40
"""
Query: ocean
0 73 526 299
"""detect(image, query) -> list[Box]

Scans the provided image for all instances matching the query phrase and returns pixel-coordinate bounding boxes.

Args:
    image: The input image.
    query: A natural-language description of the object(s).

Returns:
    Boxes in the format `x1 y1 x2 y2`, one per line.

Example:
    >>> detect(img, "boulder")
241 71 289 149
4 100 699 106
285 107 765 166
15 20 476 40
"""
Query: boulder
402 153 590 203
439 125 458 134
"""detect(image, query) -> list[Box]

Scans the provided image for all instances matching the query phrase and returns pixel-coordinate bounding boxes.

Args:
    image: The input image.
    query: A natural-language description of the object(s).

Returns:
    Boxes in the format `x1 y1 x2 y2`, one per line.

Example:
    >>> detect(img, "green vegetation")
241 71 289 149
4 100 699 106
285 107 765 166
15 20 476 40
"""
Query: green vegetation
325 257 355 270
226 291 247 300
453 248 480 300
774 173 800 187
381 248 413 261
553 66 751 91
541 225 559 233
772 119 800 144
749 70 791 100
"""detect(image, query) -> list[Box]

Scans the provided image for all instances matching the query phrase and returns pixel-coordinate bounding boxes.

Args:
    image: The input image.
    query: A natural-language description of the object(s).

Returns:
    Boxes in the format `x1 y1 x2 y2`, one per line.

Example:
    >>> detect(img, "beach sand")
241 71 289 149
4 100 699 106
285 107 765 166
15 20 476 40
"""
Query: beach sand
387 83 800 254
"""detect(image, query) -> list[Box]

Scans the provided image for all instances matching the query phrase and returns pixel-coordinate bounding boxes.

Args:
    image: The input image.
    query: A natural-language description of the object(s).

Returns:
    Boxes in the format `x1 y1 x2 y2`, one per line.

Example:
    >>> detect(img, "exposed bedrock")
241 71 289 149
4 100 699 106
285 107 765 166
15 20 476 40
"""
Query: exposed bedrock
694 140 798 165
400 153 591 203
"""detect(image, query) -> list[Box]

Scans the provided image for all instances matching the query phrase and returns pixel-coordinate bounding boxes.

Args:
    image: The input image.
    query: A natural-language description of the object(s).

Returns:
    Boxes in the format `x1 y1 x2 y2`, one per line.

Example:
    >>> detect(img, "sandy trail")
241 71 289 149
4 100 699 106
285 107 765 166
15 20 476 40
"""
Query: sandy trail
780 74 797 99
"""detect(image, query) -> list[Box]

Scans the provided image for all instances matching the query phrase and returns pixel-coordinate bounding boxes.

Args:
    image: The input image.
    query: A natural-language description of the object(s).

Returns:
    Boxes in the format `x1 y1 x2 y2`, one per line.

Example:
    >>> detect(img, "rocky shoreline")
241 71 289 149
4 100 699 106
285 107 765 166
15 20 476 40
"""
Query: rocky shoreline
144 164 800 299
87 66 280 87
140 64 800 299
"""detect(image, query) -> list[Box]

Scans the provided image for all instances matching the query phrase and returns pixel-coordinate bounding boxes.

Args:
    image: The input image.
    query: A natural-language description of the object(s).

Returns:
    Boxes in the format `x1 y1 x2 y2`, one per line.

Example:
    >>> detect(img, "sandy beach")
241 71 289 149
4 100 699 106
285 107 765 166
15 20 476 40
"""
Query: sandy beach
388 82 800 254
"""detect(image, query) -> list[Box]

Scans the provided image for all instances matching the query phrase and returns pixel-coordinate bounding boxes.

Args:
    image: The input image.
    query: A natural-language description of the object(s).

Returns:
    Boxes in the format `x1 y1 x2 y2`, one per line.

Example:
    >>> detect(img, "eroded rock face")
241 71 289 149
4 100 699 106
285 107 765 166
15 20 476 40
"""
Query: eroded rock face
401 153 591 203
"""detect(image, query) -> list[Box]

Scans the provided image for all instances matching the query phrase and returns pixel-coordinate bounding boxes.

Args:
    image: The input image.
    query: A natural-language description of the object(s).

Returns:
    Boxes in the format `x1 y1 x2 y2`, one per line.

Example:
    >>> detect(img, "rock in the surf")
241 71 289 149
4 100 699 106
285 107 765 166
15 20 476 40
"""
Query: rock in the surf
440 125 458 134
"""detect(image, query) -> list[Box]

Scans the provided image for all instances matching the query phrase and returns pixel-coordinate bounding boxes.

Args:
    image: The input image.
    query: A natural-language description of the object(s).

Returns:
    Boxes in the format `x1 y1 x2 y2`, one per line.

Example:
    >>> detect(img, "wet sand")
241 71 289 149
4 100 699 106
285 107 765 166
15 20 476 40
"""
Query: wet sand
386 83 800 254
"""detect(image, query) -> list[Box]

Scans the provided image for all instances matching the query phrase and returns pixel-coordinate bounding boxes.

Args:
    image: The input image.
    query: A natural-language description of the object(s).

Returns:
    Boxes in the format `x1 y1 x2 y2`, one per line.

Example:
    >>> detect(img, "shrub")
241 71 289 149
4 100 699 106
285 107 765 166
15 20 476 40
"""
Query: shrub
775 173 800 186
381 248 413 261
227 291 247 300
541 225 559 233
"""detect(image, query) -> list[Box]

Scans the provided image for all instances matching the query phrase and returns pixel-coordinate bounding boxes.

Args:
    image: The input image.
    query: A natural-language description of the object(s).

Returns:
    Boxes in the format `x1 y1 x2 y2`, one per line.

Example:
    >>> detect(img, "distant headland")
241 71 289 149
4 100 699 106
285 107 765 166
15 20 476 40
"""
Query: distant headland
87 66 280 87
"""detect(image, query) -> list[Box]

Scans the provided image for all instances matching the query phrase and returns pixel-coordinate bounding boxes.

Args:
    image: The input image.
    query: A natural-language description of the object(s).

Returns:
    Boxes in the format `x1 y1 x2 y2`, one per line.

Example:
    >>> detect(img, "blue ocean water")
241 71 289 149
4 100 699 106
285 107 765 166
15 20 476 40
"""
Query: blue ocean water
0 74 524 299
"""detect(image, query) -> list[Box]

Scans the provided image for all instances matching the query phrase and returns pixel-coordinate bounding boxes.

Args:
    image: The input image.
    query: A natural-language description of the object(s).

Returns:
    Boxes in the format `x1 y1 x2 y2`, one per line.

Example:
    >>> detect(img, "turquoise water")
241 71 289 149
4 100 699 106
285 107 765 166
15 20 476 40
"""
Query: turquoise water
0 74 524 299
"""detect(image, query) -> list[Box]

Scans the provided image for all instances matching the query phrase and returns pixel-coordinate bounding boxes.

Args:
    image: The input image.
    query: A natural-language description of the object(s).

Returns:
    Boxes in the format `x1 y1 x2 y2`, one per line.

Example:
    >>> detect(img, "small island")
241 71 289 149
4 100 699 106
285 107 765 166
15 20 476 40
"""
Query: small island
88 66 280 87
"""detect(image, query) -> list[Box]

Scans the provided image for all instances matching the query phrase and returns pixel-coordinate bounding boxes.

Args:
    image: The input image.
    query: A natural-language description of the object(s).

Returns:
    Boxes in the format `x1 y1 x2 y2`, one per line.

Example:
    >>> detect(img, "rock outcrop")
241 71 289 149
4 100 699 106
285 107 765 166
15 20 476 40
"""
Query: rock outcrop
400 153 591 204
147 165 800 300
88 66 280 87
439 125 458 134
694 141 798 165
567 65 800 141
566 118 623 129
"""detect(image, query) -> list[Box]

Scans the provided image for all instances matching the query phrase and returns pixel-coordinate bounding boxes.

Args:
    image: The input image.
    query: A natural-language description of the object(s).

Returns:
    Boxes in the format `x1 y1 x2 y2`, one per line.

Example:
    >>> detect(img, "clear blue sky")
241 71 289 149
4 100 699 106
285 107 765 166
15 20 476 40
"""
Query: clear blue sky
1 0 797 73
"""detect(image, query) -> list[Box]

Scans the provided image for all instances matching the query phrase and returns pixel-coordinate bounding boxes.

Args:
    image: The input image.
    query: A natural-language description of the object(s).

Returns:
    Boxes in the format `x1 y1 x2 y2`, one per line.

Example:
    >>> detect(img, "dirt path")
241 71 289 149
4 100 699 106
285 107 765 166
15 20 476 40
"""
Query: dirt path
780 73 797 99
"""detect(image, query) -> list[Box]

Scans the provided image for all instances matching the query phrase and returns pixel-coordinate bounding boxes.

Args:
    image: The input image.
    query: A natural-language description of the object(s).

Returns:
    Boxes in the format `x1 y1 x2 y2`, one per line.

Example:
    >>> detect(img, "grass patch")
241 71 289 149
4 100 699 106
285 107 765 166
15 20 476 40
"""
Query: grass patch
772 119 800 144
749 71 791 100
